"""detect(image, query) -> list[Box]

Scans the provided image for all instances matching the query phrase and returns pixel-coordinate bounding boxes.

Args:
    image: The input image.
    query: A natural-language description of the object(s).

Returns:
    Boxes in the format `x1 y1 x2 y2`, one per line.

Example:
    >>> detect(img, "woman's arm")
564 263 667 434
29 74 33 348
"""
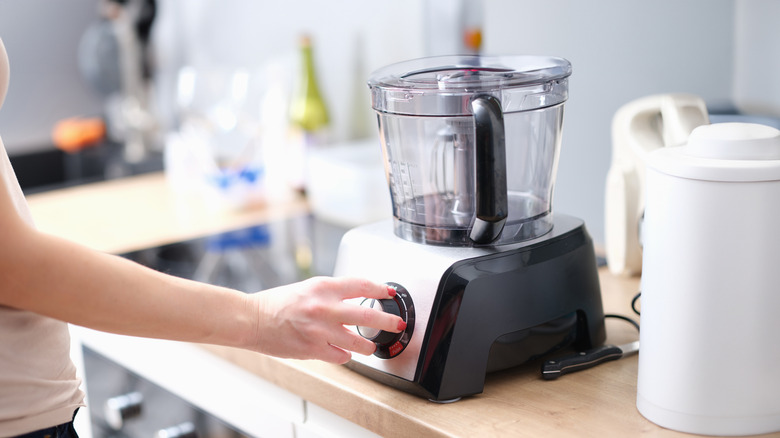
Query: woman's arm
0 176 401 364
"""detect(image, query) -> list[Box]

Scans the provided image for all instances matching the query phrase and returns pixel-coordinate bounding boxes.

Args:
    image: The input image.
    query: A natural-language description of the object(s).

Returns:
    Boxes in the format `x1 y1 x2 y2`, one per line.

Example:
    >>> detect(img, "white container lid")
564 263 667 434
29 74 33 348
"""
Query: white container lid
646 122 780 182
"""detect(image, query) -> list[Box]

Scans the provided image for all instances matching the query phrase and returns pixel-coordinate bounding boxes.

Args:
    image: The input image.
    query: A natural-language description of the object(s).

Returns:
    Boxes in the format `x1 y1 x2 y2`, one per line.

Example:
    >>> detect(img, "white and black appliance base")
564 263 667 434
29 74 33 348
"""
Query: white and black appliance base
335 214 606 402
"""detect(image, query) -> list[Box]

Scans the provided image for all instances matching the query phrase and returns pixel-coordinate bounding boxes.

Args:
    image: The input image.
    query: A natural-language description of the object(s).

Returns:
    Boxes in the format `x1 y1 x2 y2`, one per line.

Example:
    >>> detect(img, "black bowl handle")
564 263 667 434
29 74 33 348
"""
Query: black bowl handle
469 95 507 244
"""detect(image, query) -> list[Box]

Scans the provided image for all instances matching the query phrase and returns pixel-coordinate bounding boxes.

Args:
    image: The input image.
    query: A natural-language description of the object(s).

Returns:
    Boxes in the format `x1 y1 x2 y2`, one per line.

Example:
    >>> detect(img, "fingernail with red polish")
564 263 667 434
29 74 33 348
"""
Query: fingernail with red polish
387 286 397 297
397 320 407 331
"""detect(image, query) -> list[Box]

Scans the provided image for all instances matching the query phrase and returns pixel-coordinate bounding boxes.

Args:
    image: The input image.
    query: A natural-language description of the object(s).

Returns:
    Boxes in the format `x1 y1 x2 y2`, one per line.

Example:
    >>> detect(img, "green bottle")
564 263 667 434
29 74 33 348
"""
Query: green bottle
289 35 329 132
288 34 330 192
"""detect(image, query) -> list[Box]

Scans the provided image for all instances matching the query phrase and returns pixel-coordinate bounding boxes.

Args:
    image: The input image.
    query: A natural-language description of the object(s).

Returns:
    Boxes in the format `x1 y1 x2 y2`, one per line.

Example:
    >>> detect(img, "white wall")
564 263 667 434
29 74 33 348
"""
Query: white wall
733 0 780 117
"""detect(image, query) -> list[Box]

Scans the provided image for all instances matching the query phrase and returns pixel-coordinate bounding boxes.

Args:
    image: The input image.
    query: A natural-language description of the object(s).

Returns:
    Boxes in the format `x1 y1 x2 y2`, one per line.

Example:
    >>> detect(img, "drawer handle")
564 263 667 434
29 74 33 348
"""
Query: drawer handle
104 391 143 430
156 421 197 438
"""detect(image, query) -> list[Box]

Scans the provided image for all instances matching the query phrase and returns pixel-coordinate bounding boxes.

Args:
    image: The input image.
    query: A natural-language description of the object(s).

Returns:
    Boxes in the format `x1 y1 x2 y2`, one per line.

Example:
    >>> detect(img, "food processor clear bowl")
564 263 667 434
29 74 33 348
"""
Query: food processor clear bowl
369 55 570 246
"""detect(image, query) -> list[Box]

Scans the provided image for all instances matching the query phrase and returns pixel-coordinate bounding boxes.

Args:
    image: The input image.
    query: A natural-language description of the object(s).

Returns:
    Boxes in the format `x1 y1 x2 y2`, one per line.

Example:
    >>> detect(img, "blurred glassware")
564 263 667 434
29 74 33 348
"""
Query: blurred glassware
164 65 268 210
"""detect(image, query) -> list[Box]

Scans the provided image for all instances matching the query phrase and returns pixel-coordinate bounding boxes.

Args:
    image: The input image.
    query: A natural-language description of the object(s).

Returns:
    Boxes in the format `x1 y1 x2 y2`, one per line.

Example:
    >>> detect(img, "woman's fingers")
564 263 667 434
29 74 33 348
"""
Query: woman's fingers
317 277 405 332
330 326 378 356
337 300 405 333
318 276 396 300
310 328 378 364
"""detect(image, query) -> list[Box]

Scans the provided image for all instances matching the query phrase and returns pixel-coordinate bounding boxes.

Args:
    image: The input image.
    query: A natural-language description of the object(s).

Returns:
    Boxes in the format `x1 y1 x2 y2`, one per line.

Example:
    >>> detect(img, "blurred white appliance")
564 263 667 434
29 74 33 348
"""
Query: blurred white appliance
604 93 709 276
637 122 780 435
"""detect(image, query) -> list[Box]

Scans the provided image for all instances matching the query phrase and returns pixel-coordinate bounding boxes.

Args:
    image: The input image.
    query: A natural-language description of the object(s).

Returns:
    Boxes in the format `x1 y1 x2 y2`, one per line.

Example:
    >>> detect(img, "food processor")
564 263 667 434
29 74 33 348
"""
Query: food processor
333 55 606 402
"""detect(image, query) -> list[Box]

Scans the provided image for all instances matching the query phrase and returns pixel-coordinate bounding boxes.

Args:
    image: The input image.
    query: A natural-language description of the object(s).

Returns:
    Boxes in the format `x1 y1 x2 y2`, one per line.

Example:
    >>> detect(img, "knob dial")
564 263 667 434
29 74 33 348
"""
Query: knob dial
356 282 415 359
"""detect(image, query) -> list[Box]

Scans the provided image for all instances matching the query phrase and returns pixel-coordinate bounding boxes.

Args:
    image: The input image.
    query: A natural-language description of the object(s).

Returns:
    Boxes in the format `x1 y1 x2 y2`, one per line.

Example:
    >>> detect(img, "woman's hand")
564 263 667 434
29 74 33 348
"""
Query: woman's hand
249 277 405 364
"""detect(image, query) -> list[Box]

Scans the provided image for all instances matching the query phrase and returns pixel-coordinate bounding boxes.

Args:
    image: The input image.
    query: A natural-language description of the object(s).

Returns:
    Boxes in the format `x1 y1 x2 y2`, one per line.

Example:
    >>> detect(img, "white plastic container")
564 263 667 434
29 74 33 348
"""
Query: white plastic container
637 122 780 435
306 140 391 227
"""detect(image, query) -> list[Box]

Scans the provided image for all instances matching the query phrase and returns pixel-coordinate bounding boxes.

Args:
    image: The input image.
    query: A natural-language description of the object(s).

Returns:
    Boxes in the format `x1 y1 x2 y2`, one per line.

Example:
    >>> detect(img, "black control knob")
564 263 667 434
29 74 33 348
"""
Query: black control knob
356 283 415 359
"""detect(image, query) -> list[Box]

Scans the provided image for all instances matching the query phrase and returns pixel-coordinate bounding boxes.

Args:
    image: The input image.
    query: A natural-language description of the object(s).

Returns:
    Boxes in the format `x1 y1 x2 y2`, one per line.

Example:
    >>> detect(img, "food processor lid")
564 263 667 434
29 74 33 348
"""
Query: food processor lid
368 55 571 116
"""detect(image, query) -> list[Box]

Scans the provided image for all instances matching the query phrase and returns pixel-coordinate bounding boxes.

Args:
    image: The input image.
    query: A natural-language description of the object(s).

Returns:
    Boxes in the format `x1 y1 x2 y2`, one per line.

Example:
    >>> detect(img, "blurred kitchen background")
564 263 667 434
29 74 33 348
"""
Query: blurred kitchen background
1 0 779 249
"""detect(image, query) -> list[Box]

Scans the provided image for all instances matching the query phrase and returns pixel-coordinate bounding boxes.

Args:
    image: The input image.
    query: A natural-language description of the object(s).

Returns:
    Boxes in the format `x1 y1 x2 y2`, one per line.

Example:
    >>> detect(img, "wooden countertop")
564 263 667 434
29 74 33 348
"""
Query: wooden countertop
26 173 776 438
26 172 309 254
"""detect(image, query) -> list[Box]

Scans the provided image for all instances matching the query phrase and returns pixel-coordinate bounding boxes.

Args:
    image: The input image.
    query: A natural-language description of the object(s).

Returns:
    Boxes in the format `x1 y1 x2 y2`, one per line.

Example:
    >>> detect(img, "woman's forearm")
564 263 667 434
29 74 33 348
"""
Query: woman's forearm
1 223 256 349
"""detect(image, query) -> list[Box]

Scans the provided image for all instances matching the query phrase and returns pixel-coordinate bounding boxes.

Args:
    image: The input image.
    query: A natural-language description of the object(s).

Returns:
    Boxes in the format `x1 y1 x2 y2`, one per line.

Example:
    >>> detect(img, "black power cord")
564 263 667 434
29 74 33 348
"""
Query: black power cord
631 291 641 316
605 290 641 332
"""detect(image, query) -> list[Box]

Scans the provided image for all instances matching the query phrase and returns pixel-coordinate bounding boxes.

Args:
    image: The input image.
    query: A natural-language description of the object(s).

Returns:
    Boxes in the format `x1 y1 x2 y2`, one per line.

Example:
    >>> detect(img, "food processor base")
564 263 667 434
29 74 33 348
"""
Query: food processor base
335 214 607 402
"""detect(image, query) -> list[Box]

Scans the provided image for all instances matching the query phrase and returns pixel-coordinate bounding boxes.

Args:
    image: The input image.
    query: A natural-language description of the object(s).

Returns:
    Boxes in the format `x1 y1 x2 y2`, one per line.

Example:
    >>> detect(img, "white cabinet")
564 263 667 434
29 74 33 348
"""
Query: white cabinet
73 327 302 438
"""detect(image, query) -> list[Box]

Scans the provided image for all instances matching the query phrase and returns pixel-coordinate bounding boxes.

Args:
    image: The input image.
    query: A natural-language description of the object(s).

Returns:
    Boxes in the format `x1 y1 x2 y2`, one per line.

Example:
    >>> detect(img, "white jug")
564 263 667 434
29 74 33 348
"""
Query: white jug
637 122 780 435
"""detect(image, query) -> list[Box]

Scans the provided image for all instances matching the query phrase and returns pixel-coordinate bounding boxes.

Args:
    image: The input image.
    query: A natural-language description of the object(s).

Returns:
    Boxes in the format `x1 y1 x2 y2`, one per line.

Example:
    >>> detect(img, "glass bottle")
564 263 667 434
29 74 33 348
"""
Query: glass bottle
287 34 330 192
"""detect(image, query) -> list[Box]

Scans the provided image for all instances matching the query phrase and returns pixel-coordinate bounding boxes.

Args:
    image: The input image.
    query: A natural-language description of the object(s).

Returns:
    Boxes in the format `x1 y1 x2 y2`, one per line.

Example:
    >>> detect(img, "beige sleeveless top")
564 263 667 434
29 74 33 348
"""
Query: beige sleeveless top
0 37 84 437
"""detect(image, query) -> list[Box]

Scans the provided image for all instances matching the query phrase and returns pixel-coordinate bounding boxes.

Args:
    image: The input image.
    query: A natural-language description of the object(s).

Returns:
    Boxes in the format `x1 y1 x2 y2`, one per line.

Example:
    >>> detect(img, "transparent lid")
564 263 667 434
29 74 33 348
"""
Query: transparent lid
368 55 571 116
